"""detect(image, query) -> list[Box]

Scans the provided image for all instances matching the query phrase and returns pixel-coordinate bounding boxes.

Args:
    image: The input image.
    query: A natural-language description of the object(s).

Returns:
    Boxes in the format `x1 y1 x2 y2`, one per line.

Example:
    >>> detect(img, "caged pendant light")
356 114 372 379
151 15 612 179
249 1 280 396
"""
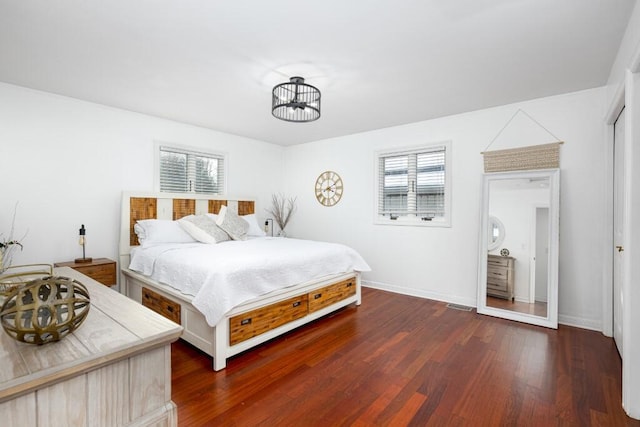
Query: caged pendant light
272 77 321 122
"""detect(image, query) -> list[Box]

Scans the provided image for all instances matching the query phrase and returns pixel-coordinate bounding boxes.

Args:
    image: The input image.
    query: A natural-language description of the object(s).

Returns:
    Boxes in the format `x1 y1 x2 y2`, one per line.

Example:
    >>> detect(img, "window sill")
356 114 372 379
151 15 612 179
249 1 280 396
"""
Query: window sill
374 217 451 228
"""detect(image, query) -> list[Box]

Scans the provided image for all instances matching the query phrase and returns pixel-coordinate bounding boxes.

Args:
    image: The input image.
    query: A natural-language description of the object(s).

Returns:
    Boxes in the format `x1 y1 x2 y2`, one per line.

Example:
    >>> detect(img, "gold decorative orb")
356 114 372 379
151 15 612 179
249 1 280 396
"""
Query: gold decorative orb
0 276 90 344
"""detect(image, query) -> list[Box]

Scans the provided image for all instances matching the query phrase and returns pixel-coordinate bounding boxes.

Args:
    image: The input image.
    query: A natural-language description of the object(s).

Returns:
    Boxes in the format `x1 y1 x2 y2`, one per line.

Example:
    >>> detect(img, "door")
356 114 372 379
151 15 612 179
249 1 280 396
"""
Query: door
613 107 625 356
534 207 549 303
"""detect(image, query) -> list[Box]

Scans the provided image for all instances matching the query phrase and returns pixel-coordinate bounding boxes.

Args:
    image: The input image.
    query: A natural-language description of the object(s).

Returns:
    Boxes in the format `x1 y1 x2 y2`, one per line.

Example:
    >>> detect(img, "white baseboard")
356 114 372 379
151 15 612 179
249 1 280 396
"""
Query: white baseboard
363 280 602 332
558 314 602 332
362 280 476 309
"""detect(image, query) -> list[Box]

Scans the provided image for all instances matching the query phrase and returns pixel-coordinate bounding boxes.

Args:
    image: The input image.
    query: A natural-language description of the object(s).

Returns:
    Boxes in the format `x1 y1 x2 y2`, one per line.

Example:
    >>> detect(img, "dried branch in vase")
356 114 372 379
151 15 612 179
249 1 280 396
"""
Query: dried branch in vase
1 202 26 273
267 194 297 232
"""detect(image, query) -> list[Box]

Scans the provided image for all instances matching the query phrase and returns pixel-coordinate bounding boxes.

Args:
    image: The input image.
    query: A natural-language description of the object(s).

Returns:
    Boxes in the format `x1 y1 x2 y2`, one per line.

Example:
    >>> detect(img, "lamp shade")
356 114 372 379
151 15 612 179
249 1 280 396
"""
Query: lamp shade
272 77 321 122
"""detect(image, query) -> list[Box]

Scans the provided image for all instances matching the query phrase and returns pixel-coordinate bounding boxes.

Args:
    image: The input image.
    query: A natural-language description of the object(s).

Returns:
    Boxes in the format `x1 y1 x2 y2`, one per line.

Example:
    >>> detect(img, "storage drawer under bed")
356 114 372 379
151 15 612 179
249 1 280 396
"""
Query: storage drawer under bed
229 295 309 345
228 277 357 346
308 278 356 313
142 287 182 325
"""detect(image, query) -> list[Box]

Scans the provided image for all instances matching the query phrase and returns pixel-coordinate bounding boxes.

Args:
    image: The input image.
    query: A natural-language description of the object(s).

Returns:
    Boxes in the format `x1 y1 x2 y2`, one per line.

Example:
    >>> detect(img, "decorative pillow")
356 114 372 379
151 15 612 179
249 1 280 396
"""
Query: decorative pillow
135 219 197 246
133 223 147 244
242 214 267 237
215 206 249 241
178 215 230 244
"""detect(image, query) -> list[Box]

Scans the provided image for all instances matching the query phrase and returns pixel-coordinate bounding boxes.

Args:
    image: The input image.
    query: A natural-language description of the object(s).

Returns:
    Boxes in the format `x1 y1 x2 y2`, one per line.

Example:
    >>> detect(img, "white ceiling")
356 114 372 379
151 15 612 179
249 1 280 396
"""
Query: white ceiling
0 1 635 146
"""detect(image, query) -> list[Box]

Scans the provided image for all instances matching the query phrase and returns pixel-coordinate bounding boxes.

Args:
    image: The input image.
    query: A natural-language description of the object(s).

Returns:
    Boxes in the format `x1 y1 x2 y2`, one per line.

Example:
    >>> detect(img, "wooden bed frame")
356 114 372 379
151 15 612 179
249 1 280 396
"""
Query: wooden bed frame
119 191 362 371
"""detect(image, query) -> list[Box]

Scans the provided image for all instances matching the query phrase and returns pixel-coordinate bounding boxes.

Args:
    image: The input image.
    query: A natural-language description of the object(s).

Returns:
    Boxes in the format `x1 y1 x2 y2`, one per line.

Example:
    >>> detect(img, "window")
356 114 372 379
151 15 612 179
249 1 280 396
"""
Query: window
158 145 225 194
375 141 451 226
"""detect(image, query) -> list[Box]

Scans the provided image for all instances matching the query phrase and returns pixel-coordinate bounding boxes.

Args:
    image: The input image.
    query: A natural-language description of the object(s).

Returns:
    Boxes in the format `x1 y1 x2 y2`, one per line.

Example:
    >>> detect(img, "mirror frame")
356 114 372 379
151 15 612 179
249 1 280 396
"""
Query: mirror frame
476 168 560 328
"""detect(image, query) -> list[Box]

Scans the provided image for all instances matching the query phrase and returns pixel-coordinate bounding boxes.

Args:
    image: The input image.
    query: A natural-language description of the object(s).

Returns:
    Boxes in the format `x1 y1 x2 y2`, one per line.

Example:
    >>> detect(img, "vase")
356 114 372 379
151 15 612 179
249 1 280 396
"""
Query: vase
0 246 16 274
277 229 287 238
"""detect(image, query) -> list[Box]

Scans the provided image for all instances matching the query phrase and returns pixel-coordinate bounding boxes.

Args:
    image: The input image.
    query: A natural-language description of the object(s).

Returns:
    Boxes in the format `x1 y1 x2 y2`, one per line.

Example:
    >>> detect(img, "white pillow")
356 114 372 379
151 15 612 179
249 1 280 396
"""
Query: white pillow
178 215 230 244
135 219 197 246
215 206 249 241
133 223 147 244
242 214 266 237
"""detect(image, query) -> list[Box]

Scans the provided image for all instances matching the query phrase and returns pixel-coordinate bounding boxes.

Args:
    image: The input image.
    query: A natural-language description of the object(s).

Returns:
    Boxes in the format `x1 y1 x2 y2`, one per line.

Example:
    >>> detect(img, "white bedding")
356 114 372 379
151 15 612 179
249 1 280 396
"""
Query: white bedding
129 237 370 326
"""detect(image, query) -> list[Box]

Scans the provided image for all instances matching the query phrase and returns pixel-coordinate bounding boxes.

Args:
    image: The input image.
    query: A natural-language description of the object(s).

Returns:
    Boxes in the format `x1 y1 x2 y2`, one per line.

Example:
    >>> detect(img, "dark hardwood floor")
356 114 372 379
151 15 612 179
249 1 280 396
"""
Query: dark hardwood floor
172 287 639 426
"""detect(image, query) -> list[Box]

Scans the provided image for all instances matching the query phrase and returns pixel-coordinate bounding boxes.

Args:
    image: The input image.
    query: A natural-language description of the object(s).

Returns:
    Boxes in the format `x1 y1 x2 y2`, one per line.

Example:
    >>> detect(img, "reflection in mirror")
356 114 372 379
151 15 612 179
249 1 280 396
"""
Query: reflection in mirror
488 216 505 251
477 169 559 329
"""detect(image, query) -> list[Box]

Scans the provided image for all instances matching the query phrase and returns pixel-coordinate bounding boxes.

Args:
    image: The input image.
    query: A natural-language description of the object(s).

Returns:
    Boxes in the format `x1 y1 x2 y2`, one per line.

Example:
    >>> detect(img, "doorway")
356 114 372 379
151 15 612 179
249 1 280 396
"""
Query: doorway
534 206 549 304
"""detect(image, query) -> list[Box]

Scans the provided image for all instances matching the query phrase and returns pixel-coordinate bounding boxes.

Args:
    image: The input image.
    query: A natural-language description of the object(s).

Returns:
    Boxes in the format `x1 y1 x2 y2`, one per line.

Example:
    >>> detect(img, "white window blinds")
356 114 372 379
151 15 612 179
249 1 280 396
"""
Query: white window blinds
377 143 450 225
159 146 225 194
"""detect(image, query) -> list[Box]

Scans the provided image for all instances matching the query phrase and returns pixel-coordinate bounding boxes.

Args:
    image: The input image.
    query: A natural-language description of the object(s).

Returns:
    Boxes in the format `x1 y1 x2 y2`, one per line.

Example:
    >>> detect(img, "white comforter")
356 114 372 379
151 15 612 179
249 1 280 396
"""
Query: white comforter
129 237 370 326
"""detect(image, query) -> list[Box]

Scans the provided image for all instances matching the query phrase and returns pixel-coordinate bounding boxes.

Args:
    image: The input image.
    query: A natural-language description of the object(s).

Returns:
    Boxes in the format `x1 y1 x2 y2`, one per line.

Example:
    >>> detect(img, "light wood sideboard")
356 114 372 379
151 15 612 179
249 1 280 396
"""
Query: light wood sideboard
487 254 515 301
0 267 183 427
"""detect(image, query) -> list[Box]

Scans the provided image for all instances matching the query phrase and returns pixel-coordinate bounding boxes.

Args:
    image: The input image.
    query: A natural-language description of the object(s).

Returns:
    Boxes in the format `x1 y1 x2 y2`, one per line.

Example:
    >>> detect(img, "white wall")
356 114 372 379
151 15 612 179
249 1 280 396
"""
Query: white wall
606 1 640 106
0 82 284 268
624 66 640 421
284 87 606 330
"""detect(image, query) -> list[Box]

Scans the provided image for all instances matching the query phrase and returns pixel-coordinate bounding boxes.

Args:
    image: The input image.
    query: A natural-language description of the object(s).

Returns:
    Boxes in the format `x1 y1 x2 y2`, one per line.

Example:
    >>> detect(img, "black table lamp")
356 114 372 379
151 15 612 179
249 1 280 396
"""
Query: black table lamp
75 224 92 263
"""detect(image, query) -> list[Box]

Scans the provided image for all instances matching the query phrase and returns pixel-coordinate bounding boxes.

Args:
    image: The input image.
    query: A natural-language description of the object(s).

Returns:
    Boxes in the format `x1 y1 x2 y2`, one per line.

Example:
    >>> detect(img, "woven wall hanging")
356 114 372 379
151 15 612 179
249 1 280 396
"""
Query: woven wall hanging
482 109 563 173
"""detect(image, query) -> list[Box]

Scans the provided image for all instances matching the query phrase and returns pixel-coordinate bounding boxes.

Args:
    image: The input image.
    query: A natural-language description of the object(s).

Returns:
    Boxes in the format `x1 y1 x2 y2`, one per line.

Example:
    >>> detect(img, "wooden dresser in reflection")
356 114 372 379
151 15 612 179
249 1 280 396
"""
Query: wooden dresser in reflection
487 254 515 301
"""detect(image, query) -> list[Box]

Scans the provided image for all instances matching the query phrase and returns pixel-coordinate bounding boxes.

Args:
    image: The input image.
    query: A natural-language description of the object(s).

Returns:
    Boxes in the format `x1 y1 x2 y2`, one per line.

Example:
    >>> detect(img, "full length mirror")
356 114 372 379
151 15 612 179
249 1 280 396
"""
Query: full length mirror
477 169 560 328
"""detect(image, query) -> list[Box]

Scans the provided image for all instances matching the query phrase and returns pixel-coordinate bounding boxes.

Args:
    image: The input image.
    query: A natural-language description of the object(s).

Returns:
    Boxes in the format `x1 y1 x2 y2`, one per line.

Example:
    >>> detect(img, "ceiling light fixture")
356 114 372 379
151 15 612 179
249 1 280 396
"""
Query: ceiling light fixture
272 76 321 122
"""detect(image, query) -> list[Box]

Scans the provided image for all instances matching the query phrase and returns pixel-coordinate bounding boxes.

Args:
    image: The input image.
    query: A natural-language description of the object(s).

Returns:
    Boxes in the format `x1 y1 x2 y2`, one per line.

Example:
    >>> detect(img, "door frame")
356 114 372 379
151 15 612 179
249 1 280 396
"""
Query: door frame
613 107 626 355
529 204 549 304
603 84 624 338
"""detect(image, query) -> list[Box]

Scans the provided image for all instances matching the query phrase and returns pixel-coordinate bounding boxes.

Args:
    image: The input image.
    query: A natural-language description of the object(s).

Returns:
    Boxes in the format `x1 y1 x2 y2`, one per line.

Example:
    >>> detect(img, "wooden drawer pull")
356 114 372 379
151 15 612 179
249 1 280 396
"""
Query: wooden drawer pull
314 293 322 300
145 293 159 303
240 318 252 326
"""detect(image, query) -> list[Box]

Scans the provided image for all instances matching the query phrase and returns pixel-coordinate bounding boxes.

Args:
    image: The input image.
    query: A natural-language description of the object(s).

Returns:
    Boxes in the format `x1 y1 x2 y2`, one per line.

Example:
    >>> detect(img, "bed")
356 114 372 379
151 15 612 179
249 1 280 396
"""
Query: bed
119 192 370 370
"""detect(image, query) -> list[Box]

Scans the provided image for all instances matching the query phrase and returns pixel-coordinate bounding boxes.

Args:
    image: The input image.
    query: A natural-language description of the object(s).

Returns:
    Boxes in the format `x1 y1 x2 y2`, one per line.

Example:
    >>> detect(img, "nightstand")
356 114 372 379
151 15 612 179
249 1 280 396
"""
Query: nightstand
54 258 117 287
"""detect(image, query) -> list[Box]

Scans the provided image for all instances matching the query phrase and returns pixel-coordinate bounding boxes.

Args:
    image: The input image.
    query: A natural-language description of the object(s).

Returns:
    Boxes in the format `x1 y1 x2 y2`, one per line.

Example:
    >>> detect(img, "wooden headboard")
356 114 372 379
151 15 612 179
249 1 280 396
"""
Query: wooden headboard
120 191 256 255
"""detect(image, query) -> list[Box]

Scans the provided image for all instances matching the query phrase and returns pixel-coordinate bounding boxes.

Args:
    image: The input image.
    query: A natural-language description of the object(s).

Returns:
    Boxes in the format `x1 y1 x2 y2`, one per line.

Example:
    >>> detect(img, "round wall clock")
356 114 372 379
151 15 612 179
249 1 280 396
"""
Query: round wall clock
315 171 343 207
